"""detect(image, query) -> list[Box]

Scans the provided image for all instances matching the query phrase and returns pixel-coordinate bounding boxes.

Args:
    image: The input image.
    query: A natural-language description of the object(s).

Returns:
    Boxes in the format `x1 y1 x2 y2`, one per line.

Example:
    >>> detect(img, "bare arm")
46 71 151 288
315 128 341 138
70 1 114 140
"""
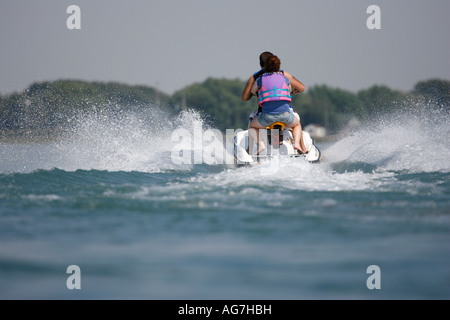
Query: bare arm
284 71 305 95
241 75 256 101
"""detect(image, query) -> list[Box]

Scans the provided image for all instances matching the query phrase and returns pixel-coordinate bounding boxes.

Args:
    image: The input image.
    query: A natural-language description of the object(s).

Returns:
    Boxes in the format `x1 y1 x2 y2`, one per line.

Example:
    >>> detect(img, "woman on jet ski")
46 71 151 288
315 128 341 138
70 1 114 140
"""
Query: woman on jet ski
242 55 307 154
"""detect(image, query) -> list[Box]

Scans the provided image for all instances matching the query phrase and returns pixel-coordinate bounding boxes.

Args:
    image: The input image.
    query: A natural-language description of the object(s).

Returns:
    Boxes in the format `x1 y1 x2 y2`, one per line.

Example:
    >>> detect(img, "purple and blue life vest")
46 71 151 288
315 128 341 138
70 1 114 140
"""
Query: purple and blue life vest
257 72 292 107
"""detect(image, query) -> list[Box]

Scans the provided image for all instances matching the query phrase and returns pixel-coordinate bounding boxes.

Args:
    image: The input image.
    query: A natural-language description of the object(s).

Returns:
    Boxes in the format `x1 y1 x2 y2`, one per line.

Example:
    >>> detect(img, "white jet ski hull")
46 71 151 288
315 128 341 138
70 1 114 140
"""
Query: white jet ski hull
233 128 321 165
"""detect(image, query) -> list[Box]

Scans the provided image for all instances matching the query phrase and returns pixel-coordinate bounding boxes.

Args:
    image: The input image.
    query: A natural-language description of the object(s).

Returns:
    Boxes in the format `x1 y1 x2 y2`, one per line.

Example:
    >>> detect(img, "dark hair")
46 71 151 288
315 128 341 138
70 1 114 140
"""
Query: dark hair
265 55 281 72
259 51 274 68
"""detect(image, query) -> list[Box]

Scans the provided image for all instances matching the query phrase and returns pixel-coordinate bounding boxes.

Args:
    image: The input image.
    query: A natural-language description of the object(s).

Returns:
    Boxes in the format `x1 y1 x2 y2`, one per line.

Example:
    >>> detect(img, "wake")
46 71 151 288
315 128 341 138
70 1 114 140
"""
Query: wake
323 103 450 173
0 106 210 173
1 100 448 175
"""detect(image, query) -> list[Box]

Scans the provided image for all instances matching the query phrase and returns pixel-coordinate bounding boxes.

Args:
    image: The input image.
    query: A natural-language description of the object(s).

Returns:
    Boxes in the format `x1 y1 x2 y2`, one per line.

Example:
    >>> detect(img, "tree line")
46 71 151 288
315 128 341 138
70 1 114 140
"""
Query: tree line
170 77 449 132
0 78 448 140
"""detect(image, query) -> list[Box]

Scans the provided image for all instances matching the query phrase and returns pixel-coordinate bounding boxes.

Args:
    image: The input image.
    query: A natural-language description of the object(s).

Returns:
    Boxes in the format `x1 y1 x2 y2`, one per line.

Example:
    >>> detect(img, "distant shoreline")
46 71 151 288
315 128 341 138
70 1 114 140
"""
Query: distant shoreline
1 78 448 141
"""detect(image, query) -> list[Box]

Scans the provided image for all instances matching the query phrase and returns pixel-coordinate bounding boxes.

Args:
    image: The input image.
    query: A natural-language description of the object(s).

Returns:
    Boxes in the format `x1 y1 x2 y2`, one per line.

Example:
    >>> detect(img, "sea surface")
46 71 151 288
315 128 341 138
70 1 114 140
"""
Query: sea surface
0 107 449 299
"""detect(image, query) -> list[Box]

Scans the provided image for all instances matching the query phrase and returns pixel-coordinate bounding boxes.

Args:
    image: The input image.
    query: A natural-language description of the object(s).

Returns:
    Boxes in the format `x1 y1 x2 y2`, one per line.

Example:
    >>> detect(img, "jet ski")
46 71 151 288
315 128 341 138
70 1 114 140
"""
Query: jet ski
233 122 321 165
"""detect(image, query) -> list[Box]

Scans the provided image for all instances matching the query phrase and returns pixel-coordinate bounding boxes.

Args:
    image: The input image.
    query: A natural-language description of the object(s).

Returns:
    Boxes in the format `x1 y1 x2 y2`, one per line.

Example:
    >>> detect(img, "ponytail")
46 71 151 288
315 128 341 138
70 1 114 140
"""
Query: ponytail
265 56 281 72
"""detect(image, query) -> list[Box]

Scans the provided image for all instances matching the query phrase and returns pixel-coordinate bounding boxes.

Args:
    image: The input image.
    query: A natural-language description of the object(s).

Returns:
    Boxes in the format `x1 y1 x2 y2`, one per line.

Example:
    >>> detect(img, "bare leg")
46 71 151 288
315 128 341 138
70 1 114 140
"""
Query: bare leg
247 128 258 155
298 123 308 154
292 124 302 153
289 119 307 154
248 118 266 155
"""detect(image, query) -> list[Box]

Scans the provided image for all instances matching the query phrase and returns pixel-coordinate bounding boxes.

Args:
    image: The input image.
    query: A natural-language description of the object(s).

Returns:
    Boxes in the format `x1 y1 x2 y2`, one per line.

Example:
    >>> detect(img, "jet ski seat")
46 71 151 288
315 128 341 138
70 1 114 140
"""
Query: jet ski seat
266 121 286 131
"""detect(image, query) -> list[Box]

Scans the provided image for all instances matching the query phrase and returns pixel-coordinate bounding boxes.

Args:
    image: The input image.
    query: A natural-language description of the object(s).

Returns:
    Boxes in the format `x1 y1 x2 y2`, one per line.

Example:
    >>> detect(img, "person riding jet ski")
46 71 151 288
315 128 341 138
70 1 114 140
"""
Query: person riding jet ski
242 54 307 154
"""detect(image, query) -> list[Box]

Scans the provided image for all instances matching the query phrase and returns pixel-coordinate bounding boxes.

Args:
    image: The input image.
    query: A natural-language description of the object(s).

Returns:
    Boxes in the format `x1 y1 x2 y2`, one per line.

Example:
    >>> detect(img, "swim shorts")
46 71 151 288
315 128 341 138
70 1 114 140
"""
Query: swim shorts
257 110 296 127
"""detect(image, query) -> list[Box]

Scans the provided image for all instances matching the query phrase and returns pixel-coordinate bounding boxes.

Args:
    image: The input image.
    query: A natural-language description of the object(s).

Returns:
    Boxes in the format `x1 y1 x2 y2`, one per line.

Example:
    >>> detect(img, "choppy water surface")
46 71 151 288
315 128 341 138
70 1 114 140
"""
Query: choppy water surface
0 107 449 299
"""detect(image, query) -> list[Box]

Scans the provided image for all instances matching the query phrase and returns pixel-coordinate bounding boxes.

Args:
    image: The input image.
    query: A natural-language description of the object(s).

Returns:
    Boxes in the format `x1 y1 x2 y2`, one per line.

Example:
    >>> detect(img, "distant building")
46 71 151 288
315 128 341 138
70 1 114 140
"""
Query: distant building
304 124 326 139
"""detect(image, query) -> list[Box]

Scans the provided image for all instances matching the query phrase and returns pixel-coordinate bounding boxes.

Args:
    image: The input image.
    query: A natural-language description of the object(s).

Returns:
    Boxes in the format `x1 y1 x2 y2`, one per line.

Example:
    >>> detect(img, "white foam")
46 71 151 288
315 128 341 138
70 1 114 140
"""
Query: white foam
1 101 448 177
323 105 450 173
0 106 214 173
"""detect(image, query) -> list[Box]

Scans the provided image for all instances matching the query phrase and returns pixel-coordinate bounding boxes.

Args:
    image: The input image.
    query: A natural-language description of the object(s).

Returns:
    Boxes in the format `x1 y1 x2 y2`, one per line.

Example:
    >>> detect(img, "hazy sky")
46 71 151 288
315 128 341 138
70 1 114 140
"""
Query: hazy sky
1 0 449 96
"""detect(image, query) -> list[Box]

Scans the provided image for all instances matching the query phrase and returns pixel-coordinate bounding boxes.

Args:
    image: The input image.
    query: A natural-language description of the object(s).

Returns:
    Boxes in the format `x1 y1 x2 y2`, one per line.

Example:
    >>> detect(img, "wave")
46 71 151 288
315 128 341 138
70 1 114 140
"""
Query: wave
323 103 450 173
1 100 448 176
0 106 213 173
